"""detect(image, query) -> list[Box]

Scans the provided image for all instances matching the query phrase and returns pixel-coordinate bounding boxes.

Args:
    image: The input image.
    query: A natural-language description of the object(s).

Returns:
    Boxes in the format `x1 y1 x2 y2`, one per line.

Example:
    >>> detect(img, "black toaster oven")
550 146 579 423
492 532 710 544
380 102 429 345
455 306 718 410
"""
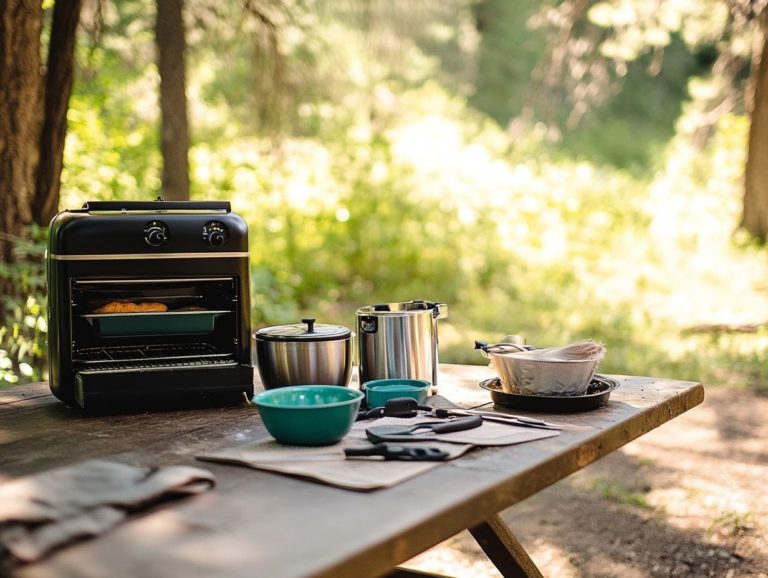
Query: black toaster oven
47 200 253 409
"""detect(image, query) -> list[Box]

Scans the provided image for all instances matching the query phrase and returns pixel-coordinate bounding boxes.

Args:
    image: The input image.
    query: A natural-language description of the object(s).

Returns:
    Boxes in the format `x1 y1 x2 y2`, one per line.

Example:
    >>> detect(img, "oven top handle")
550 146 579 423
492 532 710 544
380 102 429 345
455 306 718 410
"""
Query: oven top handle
81 201 231 212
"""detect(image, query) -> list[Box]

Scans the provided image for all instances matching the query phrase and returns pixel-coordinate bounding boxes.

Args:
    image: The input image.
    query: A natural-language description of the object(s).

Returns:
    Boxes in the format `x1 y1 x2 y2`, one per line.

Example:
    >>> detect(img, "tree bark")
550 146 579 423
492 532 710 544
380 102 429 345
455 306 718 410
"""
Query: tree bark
155 0 190 201
33 0 83 227
742 26 768 241
0 0 43 266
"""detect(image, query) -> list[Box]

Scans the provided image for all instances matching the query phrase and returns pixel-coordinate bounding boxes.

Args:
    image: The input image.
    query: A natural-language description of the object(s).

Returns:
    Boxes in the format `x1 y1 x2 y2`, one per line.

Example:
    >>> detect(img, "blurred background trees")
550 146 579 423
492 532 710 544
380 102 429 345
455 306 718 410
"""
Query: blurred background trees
0 0 81 383
155 0 191 200
2 0 768 390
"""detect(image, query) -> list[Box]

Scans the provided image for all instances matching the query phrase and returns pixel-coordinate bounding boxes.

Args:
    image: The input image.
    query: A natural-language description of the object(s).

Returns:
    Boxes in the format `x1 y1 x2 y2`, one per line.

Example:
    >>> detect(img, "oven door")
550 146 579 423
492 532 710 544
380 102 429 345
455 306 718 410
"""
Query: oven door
69 277 251 407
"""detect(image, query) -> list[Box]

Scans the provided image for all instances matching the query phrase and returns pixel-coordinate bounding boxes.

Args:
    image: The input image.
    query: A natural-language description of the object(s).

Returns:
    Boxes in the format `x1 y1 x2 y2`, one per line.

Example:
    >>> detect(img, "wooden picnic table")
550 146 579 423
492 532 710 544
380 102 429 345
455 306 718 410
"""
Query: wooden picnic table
0 364 704 578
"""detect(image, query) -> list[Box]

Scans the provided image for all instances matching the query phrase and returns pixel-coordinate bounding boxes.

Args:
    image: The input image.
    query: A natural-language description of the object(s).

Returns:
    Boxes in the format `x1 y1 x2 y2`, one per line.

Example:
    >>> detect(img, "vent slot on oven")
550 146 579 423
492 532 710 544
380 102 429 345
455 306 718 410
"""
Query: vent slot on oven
71 278 240 371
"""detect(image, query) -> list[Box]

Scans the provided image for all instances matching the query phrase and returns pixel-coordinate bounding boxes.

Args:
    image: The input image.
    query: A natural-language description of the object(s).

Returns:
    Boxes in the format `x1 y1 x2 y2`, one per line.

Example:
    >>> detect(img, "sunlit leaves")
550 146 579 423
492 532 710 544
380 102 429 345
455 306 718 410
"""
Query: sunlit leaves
0 295 47 386
6 0 768 391
584 0 759 95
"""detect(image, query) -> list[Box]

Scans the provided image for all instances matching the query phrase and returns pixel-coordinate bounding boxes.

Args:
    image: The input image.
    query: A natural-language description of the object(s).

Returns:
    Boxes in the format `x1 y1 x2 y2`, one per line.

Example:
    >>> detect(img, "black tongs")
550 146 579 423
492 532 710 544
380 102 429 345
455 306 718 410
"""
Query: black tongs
366 415 483 443
357 397 432 421
430 408 561 430
345 444 449 461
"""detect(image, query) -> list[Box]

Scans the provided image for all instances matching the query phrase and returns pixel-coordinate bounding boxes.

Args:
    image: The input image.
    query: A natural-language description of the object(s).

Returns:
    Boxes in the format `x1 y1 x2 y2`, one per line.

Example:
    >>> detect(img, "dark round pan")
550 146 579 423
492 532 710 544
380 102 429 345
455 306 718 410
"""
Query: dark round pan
479 375 621 413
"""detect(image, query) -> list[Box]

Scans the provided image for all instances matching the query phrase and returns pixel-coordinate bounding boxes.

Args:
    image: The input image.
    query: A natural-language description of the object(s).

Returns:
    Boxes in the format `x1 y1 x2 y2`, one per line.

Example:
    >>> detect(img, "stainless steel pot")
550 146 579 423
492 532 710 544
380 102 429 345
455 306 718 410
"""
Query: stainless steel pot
253 318 353 389
356 300 447 392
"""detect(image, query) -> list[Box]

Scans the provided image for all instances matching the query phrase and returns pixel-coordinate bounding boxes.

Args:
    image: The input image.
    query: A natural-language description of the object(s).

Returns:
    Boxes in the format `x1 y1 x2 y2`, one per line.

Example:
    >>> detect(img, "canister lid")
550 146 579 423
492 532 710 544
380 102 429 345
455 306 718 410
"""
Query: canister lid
356 301 448 318
254 318 352 342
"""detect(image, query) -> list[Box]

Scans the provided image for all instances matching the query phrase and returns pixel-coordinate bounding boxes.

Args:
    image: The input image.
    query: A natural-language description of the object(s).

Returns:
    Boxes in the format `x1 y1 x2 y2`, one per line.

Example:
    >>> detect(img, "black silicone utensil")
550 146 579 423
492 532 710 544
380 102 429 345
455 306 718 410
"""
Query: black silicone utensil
356 397 432 421
365 415 483 443
431 408 561 430
344 444 449 461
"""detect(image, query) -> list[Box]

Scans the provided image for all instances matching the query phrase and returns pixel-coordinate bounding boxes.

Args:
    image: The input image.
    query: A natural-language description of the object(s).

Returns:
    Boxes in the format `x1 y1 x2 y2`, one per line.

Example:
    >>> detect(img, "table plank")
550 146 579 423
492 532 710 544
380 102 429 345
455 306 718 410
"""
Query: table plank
0 381 51 406
0 365 704 578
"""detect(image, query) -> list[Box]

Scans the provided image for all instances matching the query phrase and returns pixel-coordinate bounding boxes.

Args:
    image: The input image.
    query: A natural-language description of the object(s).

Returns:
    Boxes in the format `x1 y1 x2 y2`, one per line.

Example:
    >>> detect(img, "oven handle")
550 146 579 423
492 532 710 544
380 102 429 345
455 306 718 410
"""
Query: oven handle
82 200 231 212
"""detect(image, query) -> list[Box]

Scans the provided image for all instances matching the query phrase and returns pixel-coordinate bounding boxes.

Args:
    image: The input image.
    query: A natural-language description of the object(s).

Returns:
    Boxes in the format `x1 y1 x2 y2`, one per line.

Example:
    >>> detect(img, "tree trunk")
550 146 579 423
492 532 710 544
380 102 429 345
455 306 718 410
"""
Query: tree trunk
33 0 82 227
0 0 43 267
742 26 768 241
155 0 190 201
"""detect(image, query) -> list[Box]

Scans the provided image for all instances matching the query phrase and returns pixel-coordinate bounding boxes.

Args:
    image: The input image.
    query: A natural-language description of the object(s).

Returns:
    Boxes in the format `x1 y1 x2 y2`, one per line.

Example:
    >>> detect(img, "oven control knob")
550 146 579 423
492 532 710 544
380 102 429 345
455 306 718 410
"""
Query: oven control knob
144 221 169 247
203 221 228 247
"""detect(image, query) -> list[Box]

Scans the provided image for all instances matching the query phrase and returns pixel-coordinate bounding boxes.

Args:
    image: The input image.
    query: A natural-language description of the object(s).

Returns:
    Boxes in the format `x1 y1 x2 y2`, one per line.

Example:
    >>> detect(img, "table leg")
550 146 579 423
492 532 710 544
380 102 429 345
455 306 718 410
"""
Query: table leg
389 515 544 578
468 514 544 578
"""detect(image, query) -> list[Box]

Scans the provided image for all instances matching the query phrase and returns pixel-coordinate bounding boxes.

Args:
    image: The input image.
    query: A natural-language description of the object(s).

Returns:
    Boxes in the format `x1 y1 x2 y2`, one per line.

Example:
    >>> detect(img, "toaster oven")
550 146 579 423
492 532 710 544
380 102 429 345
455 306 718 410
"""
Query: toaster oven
47 200 253 409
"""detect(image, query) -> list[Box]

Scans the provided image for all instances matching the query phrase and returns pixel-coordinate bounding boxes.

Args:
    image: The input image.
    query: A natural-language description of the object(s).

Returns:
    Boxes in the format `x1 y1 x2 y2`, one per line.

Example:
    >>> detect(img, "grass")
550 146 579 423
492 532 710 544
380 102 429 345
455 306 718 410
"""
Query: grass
592 479 654 510
707 511 757 540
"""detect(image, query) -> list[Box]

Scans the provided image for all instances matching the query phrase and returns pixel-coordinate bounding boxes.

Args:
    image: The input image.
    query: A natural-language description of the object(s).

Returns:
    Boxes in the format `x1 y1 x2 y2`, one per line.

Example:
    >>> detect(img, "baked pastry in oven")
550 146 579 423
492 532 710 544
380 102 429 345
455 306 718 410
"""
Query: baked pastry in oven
94 301 168 314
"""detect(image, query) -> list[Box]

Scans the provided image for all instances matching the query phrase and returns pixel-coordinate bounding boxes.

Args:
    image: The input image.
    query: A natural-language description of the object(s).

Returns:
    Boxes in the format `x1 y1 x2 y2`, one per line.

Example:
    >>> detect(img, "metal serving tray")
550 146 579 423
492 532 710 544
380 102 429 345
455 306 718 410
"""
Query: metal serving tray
82 310 230 337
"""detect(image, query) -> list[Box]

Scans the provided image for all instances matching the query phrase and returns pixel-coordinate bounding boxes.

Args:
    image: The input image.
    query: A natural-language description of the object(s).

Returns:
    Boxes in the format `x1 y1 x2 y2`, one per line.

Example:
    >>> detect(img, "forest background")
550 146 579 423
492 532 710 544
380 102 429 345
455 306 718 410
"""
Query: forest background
2 0 768 393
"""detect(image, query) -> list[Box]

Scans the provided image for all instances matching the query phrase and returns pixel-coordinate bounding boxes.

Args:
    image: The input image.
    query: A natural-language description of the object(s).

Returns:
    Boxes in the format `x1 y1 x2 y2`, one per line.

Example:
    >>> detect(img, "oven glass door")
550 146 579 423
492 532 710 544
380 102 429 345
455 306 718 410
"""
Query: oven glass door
70 277 239 371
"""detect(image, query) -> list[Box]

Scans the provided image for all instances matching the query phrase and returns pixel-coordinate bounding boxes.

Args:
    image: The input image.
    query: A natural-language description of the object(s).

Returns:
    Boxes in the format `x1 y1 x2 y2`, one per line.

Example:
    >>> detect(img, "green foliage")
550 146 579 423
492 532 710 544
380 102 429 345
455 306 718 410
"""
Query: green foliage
559 37 702 170
469 0 712 170
470 0 547 123
186 77 768 391
61 0 160 208
0 227 48 385
5 0 768 394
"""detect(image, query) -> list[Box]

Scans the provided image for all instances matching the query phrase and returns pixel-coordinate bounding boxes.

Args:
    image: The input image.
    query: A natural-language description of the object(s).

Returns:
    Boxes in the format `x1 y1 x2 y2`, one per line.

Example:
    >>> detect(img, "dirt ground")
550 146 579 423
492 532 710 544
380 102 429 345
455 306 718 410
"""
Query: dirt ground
402 387 768 578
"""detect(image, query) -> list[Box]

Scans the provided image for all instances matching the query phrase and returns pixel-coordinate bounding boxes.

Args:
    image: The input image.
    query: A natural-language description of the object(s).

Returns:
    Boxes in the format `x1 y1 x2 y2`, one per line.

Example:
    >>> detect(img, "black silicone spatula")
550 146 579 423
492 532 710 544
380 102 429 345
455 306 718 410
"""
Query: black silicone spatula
344 444 449 461
365 415 483 443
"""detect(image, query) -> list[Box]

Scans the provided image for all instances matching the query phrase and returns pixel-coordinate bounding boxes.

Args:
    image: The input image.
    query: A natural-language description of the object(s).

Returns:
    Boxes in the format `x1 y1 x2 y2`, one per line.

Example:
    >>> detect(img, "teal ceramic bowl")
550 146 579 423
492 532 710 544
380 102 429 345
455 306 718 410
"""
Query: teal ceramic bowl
363 379 430 408
252 385 364 446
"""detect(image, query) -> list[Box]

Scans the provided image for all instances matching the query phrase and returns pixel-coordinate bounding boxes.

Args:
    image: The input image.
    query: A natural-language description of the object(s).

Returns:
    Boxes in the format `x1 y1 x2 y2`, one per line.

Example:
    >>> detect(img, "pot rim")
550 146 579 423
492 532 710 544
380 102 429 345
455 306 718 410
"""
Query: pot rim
253 385 363 408
254 320 352 343
254 332 352 343
356 301 447 317
489 353 602 364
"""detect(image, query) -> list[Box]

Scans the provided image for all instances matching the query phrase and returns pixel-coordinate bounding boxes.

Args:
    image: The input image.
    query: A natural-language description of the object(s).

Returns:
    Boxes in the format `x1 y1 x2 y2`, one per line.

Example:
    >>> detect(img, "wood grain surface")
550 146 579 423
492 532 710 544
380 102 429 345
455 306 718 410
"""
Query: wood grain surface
0 365 704 578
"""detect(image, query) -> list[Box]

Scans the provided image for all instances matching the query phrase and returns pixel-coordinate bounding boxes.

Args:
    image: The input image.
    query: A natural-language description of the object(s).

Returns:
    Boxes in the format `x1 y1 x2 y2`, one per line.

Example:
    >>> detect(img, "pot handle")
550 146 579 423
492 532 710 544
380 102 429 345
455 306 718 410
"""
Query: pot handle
474 340 530 358
302 318 316 333
431 303 448 319
474 340 492 359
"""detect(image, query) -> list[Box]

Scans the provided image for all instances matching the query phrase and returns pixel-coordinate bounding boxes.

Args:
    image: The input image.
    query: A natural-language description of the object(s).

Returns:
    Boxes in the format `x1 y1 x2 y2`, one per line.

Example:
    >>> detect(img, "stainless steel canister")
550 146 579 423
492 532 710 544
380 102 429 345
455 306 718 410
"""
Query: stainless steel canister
254 318 353 389
356 301 448 392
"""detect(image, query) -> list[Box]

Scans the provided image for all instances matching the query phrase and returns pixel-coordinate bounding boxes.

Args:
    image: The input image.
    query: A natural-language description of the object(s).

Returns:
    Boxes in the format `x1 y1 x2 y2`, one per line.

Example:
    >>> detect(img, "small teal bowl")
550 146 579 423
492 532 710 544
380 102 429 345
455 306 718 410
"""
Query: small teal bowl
363 379 430 408
252 385 364 446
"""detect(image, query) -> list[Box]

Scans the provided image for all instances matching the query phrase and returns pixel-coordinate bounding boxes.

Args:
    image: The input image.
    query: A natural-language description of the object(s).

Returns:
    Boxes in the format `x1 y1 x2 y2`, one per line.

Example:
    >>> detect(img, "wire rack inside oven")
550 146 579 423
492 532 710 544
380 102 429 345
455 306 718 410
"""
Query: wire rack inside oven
74 342 237 371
